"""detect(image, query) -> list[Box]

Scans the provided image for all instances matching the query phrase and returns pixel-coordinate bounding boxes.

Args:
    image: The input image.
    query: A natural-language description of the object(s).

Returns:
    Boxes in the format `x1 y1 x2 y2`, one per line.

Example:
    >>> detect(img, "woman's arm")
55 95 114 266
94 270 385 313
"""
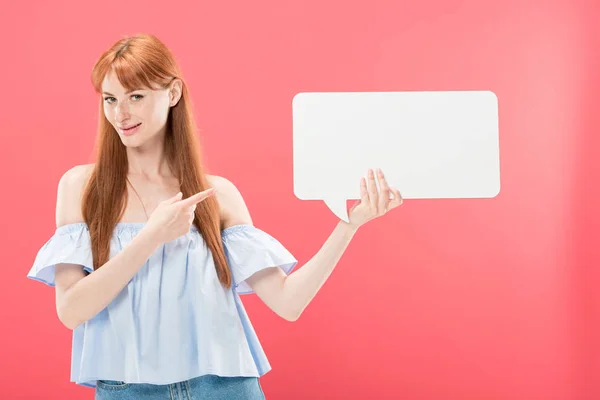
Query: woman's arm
55 228 162 329
210 168 402 322
247 220 358 321
53 165 163 330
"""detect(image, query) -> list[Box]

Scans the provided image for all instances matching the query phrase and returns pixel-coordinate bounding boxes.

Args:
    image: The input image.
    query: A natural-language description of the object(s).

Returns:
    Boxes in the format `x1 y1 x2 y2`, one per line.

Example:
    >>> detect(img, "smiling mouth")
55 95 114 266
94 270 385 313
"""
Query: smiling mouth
122 123 141 131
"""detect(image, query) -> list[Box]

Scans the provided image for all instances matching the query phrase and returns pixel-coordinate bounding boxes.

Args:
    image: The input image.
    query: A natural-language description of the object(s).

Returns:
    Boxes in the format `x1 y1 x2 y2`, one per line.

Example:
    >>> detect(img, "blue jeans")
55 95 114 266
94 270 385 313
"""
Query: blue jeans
95 374 266 399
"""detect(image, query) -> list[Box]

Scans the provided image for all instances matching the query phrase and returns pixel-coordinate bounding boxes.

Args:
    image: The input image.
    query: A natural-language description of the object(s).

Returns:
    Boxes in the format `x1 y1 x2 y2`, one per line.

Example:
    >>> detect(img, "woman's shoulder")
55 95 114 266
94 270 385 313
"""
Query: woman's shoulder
55 164 95 227
61 163 95 182
206 174 231 188
205 174 253 228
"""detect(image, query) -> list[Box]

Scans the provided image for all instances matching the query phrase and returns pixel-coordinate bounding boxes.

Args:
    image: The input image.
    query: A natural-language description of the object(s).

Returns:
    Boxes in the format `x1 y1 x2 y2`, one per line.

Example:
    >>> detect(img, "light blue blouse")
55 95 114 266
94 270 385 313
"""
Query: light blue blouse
27 222 298 388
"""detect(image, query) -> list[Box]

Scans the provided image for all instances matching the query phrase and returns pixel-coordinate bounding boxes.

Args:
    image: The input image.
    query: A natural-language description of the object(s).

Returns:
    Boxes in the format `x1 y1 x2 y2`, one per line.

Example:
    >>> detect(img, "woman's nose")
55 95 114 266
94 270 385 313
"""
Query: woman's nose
115 102 130 120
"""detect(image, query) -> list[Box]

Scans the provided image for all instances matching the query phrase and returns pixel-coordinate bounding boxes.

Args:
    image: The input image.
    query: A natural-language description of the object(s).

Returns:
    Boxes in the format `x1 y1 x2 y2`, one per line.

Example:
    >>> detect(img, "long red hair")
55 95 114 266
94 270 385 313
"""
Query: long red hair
82 33 231 289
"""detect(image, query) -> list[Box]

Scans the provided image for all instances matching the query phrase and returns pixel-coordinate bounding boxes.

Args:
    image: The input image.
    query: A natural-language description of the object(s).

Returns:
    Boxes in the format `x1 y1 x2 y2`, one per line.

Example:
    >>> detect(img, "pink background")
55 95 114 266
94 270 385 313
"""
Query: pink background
1 0 598 398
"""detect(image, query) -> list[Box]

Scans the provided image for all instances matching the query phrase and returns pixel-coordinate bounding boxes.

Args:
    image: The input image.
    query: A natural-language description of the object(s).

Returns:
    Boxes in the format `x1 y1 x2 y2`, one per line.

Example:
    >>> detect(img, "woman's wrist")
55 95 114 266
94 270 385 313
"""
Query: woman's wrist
339 219 360 235
138 224 163 249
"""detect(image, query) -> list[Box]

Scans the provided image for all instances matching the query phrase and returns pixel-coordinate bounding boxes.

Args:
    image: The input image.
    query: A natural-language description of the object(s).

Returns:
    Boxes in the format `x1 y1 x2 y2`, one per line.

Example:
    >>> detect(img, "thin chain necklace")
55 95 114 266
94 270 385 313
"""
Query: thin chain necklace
126 176 149 222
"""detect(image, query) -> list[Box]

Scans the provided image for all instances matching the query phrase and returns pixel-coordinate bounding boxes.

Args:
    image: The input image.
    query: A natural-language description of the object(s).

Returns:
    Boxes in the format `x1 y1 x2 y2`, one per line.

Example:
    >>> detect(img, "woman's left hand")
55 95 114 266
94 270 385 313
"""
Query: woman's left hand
346 168 403 229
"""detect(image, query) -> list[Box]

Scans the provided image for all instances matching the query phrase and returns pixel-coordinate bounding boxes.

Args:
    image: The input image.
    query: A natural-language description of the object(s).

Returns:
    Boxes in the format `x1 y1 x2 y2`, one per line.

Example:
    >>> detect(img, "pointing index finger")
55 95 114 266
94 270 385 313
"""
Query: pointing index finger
178 188 216 207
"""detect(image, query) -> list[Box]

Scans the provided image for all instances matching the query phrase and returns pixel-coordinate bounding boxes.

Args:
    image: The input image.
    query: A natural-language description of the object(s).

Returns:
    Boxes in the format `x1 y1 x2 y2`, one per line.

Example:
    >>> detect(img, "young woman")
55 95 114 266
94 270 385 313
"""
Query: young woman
27 33 403 400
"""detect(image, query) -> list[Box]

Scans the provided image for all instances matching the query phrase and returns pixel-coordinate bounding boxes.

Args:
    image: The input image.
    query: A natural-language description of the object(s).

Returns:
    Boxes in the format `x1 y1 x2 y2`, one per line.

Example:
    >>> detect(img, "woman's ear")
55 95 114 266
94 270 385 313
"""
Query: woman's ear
169 79 183 107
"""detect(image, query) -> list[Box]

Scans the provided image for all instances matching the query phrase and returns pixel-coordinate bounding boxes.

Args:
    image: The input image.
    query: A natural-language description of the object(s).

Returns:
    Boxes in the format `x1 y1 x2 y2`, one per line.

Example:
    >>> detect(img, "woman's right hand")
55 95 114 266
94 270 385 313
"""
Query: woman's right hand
144 188 216 244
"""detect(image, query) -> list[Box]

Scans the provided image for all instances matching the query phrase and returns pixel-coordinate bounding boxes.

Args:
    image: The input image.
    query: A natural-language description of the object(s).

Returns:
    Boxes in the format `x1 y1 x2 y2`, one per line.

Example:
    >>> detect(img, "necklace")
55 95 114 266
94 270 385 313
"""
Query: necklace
126 176 149 221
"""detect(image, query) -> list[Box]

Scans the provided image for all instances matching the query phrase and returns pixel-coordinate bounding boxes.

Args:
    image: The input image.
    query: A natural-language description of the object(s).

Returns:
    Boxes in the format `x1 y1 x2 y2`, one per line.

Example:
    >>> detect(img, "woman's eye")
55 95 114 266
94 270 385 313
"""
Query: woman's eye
103 95 143 103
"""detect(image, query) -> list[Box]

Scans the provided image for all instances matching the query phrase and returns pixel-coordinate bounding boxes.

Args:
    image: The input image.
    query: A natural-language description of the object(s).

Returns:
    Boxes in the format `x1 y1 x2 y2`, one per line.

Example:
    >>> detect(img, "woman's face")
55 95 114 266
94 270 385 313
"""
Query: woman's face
101 70 181 146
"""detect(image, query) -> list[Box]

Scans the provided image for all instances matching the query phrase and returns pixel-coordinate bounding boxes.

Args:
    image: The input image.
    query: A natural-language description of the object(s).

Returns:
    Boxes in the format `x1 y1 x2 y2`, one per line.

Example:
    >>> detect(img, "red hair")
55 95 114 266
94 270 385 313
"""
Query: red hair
83 33 231 288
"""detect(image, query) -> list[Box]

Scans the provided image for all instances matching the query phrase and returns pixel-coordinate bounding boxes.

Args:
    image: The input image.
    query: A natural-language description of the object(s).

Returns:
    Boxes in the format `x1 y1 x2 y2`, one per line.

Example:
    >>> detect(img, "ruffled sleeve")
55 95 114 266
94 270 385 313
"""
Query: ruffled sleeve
27 223 94 287
221 225 298 295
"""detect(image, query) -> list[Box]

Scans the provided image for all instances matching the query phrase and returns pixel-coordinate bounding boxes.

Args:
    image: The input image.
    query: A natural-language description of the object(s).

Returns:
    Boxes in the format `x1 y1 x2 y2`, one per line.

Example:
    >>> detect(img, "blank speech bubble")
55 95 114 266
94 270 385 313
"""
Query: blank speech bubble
292 91 500 222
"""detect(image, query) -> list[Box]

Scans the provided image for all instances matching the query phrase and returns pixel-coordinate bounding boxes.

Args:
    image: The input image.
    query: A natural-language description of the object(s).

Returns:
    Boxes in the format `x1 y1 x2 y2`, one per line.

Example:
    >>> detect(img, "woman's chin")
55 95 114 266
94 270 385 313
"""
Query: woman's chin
120 135 143 147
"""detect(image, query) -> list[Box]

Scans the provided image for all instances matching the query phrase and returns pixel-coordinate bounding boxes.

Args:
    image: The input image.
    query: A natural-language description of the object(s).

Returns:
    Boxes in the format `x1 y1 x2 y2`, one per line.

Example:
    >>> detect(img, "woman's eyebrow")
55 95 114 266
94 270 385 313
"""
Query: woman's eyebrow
102 89 144 96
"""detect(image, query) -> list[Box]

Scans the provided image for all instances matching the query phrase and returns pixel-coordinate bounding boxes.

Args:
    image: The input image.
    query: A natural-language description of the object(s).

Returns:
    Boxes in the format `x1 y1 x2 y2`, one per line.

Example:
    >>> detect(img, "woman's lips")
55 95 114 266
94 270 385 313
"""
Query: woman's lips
120 123 142 136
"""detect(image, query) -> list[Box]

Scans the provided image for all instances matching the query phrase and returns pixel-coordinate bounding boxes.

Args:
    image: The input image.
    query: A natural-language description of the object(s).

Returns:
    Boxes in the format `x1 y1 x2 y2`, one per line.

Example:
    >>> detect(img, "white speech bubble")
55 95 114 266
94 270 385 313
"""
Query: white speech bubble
292 91 500 222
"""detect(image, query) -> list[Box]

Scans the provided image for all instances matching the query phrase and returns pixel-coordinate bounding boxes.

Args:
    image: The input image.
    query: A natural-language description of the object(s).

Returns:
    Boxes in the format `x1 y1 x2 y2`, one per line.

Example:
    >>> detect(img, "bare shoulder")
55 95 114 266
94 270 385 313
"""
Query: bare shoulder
206 174 253 228
206 174 233 191
55 163 95 227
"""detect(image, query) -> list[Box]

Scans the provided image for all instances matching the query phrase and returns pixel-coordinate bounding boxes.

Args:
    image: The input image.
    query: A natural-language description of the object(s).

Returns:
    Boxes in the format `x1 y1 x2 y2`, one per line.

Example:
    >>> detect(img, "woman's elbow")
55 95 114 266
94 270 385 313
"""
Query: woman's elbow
56 305 81 330
281 307 301 322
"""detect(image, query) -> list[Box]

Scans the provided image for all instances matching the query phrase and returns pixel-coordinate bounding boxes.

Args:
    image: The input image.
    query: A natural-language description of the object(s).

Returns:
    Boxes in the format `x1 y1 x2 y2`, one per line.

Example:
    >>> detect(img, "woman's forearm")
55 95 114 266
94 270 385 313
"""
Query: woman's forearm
282 220 359 320
58 227 162 329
